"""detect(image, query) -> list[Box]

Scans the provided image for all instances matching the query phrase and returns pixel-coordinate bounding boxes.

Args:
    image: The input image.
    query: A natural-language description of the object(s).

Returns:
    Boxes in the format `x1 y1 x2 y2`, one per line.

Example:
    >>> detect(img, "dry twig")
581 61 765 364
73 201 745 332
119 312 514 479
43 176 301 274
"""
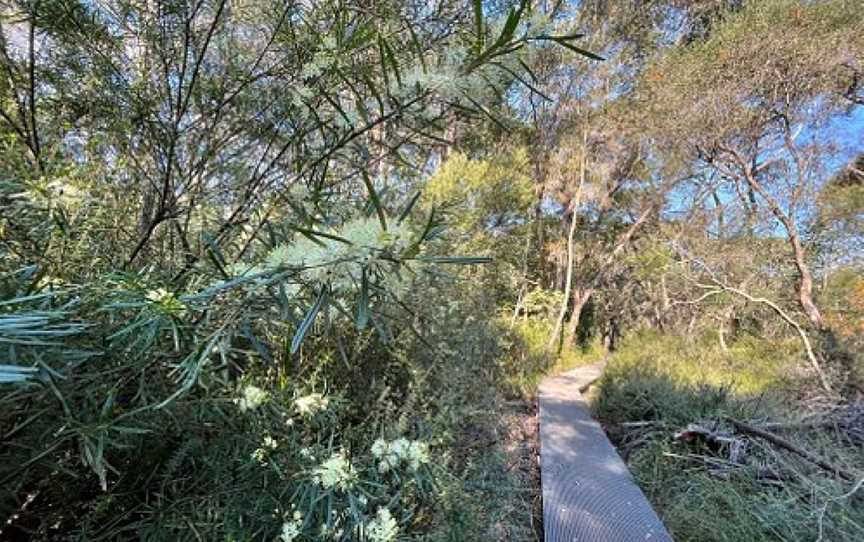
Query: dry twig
725 416 858 482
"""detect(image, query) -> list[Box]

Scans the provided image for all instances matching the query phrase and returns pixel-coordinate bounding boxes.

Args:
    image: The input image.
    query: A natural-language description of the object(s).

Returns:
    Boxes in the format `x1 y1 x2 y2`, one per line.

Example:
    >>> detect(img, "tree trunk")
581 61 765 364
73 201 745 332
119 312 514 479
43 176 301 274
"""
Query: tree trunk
789 233 824 329
717 305 735 353
686 314 697 340
548 122 587 353
548 204 581 353
718 141 826 331
602 317 620 358
718 326 728 352
740 166 824 329
565 287 594 347
714 283 832 394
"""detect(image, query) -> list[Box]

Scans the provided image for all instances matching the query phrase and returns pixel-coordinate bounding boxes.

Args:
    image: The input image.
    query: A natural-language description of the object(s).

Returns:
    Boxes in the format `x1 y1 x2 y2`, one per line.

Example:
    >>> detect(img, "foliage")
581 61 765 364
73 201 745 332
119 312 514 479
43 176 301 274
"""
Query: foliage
643 0 864 141
498 310 606 397
0 0 602 539
426 149 535 235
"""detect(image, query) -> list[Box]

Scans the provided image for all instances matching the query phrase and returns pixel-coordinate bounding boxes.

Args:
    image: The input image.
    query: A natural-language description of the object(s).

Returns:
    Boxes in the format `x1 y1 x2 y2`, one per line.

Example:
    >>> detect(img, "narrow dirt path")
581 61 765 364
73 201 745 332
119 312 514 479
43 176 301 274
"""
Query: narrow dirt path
539 362 673 541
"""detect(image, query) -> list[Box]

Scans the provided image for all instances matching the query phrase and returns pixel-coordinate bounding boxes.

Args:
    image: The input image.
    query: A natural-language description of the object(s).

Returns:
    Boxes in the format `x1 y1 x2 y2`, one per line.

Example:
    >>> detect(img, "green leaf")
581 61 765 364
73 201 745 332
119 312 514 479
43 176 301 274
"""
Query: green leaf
291 225 352 246
518 58 538 82
360 72 386 115
321 90 353 129
473 0 484 51
380 37 402 88
537 36 604 61
496 7 521 49
277 282 293 320
204 235 230 279
465 2 527 73
418 256 492 265
355 270 369 330
100 390 116 418
184 270 269 300
398 191 422 223
242 323 273 363
555 40 604 61
291 289 328 354
463 94 508 131
361 172 388 231
156 336 220 409
377 36 392 89
540 31 585 40
492 61 552 101
111 425 151 435
419 207 439 242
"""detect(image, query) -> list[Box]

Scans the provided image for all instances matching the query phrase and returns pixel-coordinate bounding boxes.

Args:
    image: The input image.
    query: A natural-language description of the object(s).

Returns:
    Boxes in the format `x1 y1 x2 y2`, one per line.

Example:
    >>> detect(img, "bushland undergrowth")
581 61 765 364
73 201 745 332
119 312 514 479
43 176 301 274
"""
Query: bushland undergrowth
593 332 864 542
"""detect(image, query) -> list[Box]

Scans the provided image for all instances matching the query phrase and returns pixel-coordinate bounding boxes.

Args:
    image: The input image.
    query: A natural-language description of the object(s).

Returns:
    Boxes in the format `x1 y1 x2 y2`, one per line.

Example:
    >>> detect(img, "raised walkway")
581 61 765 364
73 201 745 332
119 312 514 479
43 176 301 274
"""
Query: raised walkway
539 362 673 541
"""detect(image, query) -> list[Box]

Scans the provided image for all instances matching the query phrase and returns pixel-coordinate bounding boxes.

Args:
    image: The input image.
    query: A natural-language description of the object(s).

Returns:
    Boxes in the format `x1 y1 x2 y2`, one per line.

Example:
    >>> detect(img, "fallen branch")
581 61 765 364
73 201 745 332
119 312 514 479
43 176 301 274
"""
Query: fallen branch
725 416 858 481
674 423 747 463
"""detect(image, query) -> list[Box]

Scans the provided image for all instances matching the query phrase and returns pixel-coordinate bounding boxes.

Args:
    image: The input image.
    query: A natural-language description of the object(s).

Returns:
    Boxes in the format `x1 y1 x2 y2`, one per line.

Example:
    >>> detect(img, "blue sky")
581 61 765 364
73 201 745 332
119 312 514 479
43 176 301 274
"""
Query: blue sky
821 107 864 174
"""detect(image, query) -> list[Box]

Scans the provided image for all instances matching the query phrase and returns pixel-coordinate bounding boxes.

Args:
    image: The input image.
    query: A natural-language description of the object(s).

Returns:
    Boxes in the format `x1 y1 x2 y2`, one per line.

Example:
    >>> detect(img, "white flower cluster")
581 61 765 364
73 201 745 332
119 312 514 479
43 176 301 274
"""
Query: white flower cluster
313 451 356 491
251 434 279 465
217 261 294 296
265 216 413 292
299 447 315 461
251 448 266 464
145 287 186 315
395 60 462 99
280 506 398 542
390 44 518 108
145 287 172 304
365 508 398 542
235 385 268 412
371 438 430 473
280 513 303 542
294 393 329 417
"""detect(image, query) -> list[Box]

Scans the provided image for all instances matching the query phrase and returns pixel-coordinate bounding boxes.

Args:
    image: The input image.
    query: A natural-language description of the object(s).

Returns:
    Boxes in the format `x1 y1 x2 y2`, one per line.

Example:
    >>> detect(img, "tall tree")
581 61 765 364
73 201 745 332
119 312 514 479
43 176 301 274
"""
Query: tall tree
640 0 864 330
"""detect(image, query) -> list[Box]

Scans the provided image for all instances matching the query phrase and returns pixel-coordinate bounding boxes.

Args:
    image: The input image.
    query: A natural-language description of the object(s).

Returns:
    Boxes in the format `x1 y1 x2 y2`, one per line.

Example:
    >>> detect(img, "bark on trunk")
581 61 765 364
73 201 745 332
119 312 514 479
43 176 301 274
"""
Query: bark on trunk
718 327 728 352
565 287 594 347
789 233 824 329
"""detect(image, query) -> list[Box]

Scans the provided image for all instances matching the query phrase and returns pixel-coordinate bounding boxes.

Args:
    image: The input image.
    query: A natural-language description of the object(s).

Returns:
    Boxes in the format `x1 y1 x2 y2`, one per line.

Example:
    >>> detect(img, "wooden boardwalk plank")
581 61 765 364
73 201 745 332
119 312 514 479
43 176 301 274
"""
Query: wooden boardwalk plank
539 362 673 541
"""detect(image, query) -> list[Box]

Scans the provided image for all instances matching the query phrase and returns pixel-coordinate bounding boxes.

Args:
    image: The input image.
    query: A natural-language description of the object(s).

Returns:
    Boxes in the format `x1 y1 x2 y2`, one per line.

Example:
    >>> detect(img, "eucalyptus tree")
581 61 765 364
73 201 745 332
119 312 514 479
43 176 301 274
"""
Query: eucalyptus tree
537 80 682 352
640 0 864 331
517 0 714 353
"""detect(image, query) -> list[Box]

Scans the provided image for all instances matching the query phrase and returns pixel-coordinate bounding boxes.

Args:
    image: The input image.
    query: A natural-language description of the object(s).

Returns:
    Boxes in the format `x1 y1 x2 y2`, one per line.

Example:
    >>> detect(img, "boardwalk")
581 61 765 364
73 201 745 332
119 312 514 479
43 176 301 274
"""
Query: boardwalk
539 362 673 541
